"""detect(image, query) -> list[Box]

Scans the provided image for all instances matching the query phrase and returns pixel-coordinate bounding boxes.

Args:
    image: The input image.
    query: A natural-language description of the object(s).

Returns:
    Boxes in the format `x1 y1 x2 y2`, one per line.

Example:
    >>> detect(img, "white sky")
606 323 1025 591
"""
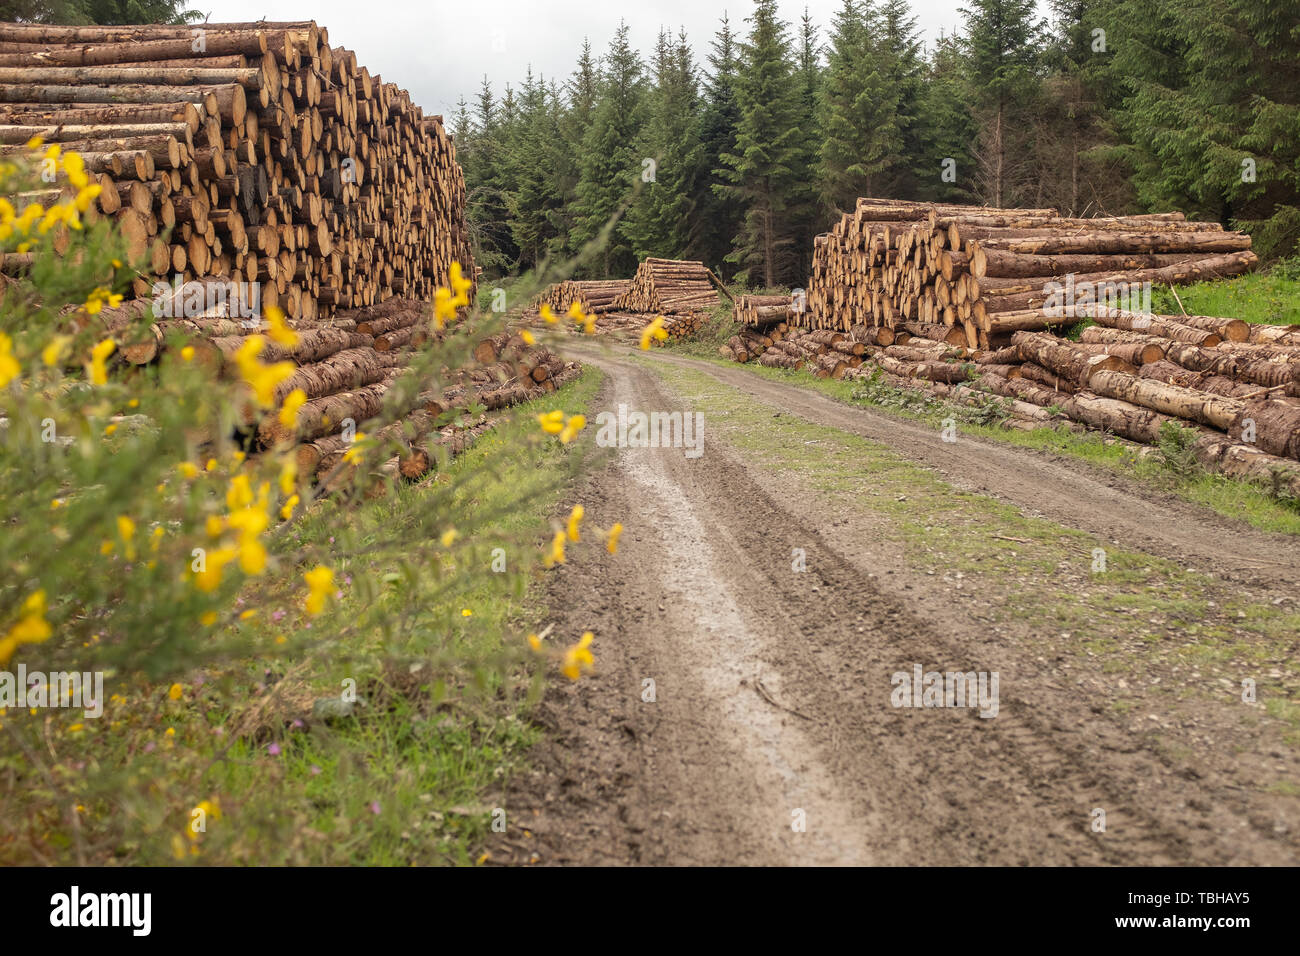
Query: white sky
198 1 1050 118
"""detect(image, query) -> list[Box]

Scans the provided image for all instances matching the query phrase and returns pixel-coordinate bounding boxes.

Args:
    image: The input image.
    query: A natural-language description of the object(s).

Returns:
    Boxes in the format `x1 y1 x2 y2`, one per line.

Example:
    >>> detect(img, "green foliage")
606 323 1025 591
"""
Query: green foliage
0 0 196 23
457 2 1300 280
715 0 809 287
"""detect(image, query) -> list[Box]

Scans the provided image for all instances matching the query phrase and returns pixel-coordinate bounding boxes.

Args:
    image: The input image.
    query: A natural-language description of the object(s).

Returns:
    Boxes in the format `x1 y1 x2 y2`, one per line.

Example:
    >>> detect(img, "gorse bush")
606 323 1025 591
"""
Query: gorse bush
0 140 628 864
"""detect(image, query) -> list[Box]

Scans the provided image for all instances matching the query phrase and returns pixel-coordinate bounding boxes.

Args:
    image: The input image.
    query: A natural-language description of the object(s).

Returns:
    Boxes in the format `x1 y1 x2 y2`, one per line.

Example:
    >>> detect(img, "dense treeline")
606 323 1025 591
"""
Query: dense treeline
454 0 1299 286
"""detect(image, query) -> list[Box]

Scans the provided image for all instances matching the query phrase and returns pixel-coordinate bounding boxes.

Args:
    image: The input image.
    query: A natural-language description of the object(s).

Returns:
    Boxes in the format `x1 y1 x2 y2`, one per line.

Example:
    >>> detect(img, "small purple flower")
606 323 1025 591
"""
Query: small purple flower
143 742 155 753
344 575 352 586
292 718 304 729
271 609 286 622
310 765 322 776
369 801 381 815
267 743 281 756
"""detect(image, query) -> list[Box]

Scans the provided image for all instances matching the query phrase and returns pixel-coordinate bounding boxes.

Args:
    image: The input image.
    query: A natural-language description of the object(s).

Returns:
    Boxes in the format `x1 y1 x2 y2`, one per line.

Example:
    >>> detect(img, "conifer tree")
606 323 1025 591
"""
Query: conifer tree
717 0 808 287
572 22 648 278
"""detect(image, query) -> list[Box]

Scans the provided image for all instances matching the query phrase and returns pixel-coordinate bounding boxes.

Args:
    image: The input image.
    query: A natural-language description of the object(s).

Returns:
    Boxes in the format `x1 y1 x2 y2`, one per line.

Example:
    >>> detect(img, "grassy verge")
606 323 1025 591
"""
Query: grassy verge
1 368 604 866
657 344 1300 536
1151 258 1300 325
639 359 1300 747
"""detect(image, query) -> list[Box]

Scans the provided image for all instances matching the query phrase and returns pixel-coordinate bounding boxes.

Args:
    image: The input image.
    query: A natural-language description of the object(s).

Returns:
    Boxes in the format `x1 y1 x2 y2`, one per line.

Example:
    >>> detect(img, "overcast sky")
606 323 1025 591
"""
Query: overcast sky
198 1 1049 118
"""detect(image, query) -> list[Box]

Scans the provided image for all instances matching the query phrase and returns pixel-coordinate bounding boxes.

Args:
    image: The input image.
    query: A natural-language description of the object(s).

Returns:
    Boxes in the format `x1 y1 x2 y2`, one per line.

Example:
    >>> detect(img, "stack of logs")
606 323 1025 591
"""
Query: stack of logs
84 283 574 487
536 279 630 315
725 306 1300 493
804 198 1256 350
0 19 474 319
734 293 794 328
613 257 719 313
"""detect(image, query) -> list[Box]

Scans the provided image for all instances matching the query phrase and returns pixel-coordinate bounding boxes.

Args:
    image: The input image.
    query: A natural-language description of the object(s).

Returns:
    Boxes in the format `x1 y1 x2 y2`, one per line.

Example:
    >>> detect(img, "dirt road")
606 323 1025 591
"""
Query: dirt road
492 344 1300 866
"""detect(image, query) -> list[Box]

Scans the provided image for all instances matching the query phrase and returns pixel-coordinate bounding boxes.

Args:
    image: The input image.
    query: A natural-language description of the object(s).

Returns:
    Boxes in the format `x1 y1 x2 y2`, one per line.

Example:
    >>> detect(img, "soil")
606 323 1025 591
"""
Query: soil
487 344 1300 866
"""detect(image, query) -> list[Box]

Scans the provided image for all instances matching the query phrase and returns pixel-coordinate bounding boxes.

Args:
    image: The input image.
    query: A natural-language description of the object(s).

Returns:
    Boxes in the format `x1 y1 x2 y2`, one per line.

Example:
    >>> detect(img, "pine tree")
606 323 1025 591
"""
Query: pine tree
624 31 707 260
878 0 924 198
717 0 808 288
789 8 823 277
1100 0 1300 255
913 31 979 202
817 2 902 213
460 78 517 273
959 0 1046 207
572 22 648 278
695 15 745 272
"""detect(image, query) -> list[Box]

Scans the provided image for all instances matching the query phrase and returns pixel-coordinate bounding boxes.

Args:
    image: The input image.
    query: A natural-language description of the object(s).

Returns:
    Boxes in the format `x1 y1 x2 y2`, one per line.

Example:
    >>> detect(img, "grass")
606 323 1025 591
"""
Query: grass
658 344 1300 536
1151 258 1300 325
1 367 606 866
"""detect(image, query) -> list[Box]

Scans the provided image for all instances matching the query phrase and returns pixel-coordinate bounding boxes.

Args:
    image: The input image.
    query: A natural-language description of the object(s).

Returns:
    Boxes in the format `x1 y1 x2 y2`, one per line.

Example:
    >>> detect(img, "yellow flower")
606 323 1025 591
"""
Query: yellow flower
537 409 564 435
539 304 558 324
178 461 199 479
205 515 225 539
180 345 195 362
561 632 595 680
104 423 117 436
520 329 536 345
545 530 566 567
0 590 52 668
526 633 542 652
234 336 294 408
64 151 88 189
226 473 253 510
168 683 183 701
304 565 334 616
0 332 19 387
342 433 367 464
461 608 473 618
200 611 218 626
41 335 71 367
24 135 43 150
606 522 624 555
433 287 457 329
117 515 136 560
450 261 473 296
264 306 299 347
87 338 115 385
639 316 669 350
278 459 297 496
279 388 307 429
240 609 257 620
279 494 299 520
194 547 236 593
559 413 586 445
440 528 458 548
566 504 584 542
237 537 267 575
205 458 217 472
72 184 101 213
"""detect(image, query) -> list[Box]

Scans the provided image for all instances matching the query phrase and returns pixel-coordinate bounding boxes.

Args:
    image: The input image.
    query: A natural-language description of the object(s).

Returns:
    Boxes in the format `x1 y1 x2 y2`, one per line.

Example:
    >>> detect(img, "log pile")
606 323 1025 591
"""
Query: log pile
0 19 474 319
804 198 1256 350
726 304 1300 492
537 279 629 315
79 284 577 490
613 257 719 314
733 293 793 329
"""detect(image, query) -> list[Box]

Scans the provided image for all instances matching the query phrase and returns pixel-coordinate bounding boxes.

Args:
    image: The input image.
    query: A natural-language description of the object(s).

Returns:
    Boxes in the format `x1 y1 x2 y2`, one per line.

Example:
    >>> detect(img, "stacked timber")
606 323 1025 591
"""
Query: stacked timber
730 309 1300 493
733 293 793 328
76 284 577 488
803 198 1255 350
719 323 788 364
613 258 719 314
0 19 474 319
537 279 629 315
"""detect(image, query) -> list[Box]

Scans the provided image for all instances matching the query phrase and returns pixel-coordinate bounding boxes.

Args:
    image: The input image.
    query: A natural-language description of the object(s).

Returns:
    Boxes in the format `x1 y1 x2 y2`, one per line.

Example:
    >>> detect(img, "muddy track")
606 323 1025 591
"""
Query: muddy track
580 343 1300 584
493 346 1299 866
